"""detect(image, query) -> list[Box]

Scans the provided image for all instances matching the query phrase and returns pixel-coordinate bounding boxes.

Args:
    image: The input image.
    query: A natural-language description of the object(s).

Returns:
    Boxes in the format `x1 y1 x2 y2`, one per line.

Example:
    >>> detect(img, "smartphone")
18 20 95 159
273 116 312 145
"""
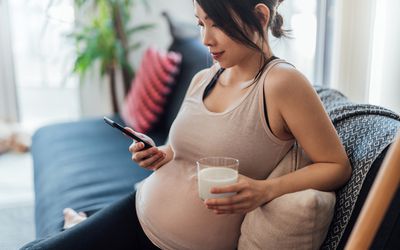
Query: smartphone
103 116 153 149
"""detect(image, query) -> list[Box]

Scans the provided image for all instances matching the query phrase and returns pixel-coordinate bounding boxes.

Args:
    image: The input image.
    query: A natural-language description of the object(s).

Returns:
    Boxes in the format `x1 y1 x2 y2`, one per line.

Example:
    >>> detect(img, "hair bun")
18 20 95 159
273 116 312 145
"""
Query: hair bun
271 12 284 38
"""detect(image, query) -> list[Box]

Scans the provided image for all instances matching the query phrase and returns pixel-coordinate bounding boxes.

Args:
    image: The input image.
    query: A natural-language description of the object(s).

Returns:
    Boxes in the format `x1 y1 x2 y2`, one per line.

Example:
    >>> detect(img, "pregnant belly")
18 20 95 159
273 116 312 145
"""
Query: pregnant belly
136 162 243 250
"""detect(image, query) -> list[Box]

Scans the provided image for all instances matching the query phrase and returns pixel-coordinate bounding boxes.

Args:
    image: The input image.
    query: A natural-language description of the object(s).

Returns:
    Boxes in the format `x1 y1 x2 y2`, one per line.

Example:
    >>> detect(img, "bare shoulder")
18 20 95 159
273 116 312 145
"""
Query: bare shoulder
185 67 213 97
262 63 323 137
190 65 217 88
192 68 210 83
264 63 315 101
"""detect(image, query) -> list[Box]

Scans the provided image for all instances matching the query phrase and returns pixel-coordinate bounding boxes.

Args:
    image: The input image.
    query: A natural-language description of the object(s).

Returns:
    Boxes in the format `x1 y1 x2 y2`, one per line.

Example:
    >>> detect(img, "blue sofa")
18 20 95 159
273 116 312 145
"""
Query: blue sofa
31 16 400 249
32 14 212 238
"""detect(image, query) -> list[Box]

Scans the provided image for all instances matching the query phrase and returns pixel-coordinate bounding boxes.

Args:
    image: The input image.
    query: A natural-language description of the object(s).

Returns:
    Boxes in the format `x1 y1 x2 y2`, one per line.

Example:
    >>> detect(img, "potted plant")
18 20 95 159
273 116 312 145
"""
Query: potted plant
68 0 154 113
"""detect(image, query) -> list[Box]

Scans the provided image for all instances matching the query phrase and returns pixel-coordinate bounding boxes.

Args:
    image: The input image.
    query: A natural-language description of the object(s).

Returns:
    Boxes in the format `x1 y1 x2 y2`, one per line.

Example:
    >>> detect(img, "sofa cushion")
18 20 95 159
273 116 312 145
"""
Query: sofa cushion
31 115 163 238
122 47 182 133
239 190 335 250
239 142 335 250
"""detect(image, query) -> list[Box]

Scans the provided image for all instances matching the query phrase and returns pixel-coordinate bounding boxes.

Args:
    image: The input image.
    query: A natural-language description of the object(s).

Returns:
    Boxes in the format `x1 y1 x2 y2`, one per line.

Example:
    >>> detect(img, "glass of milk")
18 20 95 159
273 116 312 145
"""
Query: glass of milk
197 156 239 200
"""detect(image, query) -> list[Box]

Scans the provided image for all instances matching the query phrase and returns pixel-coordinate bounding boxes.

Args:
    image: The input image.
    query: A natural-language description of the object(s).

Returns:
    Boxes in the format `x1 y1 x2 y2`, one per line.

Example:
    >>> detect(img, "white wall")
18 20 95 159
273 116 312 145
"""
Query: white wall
79 0 195 117
79 67 113 117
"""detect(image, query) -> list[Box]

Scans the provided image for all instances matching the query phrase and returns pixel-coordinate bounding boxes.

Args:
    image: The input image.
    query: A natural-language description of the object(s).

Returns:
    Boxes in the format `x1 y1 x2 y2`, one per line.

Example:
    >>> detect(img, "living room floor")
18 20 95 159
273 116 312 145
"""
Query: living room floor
0 152 35 249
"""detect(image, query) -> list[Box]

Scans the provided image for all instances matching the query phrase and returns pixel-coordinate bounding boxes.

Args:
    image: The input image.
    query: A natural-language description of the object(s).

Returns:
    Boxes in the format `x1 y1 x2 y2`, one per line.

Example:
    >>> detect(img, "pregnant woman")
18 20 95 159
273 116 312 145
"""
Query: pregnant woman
22 0 351 249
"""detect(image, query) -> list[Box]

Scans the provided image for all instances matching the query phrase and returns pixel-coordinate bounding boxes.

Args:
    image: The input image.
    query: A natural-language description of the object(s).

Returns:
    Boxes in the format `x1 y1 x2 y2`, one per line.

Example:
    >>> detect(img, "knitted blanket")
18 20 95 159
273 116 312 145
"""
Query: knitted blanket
314 86 400 249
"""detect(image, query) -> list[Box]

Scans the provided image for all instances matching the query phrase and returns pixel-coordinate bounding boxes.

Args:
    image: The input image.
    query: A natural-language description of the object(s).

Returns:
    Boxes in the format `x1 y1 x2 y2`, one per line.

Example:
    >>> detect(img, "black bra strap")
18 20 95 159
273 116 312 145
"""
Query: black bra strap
262 56 279 130
202 68 225 100
203 56 279 100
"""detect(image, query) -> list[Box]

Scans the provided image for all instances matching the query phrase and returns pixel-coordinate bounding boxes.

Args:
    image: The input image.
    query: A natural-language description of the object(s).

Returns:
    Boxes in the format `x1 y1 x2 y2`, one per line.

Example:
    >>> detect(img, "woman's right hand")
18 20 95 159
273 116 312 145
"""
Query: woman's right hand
126 127 167 171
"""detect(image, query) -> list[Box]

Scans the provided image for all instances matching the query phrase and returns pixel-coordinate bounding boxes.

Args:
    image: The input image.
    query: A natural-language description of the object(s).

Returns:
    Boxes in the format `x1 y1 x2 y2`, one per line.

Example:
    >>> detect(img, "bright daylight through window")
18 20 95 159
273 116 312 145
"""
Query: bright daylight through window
9 0 79 131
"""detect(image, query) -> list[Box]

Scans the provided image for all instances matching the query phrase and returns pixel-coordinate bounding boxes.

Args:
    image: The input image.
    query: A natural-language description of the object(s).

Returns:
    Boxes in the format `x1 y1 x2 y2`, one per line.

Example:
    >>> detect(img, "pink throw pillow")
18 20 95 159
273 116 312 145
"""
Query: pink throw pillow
122 47 182 133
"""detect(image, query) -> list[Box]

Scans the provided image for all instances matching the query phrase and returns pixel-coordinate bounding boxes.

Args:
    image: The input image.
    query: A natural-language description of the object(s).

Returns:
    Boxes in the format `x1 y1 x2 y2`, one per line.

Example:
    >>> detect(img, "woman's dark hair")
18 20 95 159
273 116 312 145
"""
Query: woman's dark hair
195 0 289 83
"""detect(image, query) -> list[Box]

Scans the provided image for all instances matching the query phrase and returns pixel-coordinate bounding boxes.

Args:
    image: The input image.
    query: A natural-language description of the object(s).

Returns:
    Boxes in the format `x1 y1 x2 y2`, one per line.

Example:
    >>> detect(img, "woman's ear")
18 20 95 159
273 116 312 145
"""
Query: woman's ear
254 3 270 29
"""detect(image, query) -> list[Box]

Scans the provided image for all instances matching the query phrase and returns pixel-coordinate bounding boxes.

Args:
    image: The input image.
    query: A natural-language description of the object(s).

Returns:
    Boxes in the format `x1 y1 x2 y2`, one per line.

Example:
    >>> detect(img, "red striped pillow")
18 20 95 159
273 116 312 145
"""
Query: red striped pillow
122 47 182 133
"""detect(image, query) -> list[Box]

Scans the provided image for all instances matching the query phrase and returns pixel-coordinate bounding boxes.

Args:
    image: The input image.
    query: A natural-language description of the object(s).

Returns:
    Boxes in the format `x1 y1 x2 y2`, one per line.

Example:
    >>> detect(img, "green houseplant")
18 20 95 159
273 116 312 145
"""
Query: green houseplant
68 0 154 113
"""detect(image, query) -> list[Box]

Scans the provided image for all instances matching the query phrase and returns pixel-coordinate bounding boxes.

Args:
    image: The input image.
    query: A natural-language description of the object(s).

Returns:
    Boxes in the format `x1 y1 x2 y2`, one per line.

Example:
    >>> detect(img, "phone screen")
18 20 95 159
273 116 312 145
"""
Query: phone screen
103 117 153 149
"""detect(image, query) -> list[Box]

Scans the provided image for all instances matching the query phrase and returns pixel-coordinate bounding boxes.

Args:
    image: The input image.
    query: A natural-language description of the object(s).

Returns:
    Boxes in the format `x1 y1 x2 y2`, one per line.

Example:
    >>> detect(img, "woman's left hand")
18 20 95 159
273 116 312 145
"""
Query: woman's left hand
204 174 275 214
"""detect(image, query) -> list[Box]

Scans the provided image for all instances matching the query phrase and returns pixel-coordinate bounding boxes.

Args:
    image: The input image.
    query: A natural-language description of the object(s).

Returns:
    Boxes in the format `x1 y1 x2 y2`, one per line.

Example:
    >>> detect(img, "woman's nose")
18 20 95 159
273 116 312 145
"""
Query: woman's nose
201 28 214 47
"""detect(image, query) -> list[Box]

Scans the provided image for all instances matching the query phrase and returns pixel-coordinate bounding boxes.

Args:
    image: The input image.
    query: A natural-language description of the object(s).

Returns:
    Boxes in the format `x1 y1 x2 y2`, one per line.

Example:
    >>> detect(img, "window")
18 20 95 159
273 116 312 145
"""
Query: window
271 0 334 86
9 0 80 130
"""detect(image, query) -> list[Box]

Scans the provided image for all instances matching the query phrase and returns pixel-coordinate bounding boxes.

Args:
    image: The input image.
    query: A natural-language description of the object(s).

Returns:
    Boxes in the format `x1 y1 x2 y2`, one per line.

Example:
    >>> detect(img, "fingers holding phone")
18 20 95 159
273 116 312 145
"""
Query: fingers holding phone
126 128 166 171
123 127 155 147
102 118 166 170
129 143 167 171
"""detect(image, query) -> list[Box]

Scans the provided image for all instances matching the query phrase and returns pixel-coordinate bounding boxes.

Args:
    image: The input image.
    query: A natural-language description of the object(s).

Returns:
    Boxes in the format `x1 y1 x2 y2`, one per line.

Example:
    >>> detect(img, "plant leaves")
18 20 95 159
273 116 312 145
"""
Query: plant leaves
69 0 153 83
126 23 155 36
128 41 142 51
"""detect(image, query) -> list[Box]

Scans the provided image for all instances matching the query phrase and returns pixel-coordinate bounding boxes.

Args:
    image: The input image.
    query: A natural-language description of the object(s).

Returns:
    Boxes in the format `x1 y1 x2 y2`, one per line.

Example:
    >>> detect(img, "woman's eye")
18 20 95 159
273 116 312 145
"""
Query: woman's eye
197 22 204 27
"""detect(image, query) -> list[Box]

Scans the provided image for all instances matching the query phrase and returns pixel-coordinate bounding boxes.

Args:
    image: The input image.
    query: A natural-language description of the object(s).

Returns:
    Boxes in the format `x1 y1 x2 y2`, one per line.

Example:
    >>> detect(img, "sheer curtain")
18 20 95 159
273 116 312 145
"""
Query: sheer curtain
330 0 400 113
369 0 400 113
0 0 19 122
329 0 377 103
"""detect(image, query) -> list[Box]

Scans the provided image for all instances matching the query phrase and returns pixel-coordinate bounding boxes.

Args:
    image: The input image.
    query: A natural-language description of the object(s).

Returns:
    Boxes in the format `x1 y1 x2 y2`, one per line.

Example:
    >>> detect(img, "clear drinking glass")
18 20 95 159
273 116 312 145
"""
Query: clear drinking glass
197 156 239 200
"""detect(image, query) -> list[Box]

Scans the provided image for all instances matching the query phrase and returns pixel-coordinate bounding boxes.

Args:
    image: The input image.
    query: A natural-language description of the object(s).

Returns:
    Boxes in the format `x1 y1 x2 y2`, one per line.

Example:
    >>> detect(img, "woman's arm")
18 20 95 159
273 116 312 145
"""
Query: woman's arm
156 144 174 168
205 66 351 214
266 65 351 196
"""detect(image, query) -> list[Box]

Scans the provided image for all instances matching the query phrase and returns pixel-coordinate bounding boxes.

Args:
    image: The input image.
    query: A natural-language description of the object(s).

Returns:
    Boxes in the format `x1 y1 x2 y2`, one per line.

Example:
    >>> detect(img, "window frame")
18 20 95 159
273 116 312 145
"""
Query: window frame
315 0 335 87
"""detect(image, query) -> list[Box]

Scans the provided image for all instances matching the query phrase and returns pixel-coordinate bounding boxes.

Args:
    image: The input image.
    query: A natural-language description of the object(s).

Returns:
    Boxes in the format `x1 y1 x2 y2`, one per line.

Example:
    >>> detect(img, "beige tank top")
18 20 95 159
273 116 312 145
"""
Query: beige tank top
136 59 295 250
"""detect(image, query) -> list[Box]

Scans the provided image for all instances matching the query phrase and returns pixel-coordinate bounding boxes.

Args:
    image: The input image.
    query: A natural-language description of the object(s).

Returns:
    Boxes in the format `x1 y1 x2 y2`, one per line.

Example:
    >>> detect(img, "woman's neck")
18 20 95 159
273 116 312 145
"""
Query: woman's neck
222 44 273 87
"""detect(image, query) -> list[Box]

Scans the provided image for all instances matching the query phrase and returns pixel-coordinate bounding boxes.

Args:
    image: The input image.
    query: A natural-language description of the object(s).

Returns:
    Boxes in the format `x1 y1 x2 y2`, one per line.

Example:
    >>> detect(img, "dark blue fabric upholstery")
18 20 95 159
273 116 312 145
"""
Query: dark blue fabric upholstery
32 115 160 237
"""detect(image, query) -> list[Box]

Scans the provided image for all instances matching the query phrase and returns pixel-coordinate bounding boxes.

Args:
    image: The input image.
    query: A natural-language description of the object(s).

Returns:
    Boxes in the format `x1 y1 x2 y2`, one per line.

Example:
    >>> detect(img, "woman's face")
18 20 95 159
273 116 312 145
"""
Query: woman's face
194 2 259 69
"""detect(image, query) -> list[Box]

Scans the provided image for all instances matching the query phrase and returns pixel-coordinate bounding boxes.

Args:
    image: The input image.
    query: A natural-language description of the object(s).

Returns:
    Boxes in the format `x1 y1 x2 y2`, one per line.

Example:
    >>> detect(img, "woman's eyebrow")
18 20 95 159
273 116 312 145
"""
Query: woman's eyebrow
194 14 209 20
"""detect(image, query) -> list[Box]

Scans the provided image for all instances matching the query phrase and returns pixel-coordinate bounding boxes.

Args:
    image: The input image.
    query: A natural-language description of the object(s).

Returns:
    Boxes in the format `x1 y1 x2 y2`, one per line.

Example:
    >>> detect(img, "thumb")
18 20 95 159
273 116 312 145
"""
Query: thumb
124 127 136 134
124 127 155 146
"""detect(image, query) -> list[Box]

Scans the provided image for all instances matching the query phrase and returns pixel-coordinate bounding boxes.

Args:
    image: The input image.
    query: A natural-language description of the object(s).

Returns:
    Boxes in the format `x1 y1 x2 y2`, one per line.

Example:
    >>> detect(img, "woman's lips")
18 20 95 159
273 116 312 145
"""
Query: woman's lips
211 51 224 60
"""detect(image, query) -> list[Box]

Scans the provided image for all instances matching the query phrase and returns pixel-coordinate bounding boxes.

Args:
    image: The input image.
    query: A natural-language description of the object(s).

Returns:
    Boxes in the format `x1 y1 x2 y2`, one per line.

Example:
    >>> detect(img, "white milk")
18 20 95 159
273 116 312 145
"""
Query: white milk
198 167 238 200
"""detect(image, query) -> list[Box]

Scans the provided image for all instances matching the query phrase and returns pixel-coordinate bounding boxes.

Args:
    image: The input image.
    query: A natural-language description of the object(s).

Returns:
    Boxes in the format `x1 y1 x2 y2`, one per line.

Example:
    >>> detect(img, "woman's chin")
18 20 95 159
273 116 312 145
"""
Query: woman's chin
216 60 233 69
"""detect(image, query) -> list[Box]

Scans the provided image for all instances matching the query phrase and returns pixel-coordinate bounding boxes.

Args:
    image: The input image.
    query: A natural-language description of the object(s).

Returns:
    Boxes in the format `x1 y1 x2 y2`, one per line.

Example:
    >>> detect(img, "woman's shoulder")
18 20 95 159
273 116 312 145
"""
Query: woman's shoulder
264 62 314 99
193 63 220 82
192 68 211 83
185 64 219 96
